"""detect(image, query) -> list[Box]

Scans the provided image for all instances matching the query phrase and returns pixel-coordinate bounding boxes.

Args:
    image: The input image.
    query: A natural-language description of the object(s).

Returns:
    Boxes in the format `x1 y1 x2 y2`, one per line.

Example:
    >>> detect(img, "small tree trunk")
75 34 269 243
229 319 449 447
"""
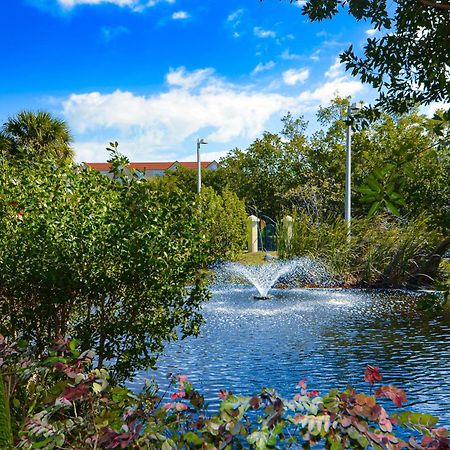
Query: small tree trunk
0 372 13 448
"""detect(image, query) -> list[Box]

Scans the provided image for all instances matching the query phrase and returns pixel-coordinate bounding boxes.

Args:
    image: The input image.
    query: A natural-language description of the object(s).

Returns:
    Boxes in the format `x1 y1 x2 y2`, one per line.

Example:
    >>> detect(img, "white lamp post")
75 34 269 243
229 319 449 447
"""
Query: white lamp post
345 102 363 236
196 138 208 194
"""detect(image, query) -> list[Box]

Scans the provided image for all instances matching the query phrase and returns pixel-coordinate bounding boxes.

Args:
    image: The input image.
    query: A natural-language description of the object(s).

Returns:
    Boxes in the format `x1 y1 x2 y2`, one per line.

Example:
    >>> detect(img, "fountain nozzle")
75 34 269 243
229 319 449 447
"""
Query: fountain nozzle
254 295 272 300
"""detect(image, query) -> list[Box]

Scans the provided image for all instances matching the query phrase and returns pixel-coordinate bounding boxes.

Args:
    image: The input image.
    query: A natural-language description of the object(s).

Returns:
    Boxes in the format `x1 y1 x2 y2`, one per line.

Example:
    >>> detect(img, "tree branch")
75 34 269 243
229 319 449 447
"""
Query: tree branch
418 0 450 10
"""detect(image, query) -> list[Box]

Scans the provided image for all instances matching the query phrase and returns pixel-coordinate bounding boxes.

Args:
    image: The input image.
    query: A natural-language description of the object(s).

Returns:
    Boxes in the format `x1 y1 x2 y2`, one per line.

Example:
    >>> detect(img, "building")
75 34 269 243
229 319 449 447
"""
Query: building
84 160 219 178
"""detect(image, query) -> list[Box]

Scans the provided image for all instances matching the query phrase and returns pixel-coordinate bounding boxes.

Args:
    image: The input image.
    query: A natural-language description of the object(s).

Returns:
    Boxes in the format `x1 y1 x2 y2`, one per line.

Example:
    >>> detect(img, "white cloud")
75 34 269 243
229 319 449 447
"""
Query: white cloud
325 58 344 79
253 27 276 39
55 0 172 11
61 66 365 162
282 68 310 86
171 10 189 19
426 102 450 117
298 78 364 105
365 28 378 36
309 50 321 62
101 25 129 41
252 61 276 75
281 49 301 61
166 67 214 89
227 8 244 24
58 0 135 6
226 8 245 38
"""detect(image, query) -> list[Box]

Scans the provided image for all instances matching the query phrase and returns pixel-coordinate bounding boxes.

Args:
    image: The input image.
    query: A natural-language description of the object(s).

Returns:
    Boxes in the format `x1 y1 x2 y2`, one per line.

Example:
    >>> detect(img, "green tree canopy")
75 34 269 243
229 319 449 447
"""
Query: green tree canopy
0 111 74 162
292 0 450 114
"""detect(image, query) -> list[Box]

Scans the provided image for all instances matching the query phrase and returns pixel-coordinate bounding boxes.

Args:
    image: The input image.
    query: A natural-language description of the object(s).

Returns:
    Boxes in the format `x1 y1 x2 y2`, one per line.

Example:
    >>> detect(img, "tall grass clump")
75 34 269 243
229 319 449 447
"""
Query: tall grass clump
278 211 441 287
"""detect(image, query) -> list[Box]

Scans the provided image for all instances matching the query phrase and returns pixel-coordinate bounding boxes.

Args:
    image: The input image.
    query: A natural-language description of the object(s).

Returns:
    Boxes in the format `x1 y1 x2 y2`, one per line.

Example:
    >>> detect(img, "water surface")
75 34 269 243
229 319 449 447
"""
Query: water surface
135 287 450 425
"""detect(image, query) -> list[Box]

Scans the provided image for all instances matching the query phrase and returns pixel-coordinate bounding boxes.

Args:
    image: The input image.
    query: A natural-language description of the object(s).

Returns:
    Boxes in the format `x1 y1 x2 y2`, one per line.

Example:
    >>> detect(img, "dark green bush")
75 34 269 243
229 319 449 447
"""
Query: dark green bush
0 153 210 381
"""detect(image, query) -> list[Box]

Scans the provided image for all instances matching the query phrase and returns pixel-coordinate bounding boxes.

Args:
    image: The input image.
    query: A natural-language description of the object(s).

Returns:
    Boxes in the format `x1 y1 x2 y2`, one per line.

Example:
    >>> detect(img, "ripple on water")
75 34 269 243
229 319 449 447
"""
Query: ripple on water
133 287 450 426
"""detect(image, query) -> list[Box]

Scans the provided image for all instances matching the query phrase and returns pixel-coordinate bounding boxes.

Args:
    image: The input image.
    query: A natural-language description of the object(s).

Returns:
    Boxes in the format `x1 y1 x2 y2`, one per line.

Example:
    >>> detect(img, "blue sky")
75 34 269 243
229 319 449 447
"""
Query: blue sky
0 0 384 162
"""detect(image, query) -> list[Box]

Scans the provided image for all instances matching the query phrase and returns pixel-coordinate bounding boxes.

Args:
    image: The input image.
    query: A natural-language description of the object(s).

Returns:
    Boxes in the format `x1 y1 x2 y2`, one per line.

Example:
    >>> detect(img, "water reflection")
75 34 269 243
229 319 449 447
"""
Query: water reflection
136 287 450 426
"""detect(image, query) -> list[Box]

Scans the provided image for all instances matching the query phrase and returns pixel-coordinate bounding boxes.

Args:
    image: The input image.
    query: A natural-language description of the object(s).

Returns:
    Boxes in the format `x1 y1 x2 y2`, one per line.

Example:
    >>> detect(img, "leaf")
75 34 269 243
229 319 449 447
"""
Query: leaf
367 175 382 193
357 185 376 195
162 440 175 450
184 432 204 445
32 437 53 448
384 200 401 217
367 200 382 218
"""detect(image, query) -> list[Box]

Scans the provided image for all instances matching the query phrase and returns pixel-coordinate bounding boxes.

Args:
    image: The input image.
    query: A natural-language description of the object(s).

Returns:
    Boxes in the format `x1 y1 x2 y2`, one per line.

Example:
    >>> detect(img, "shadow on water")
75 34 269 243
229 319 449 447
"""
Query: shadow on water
134 285 450 426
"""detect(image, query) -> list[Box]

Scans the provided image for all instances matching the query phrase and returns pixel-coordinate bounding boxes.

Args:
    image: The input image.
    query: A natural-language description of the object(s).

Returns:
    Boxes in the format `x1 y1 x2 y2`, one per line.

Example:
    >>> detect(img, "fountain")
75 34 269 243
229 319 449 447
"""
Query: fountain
218 257 332 298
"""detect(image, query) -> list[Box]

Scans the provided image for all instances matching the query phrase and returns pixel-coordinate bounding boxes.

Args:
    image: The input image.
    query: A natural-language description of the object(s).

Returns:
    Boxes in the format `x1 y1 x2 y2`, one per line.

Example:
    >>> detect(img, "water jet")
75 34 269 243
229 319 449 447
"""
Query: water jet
216 258 332 298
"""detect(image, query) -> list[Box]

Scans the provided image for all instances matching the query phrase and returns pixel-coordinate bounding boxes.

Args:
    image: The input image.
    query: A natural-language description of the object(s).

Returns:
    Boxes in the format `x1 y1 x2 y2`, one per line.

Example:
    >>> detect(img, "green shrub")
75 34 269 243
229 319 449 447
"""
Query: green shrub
0 152 210 381
199 187 247 261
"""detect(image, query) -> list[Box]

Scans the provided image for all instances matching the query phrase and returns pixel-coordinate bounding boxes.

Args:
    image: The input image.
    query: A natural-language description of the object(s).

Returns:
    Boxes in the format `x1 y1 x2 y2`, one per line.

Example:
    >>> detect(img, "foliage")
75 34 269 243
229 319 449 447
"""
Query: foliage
0 147 211 381
215 114 312 220
199 187 248 261
198 103 449 230
0 371 13 448
278 211 442 288
293 0 450 114
2 337 449 449
0 111 74 162
161 164 226 194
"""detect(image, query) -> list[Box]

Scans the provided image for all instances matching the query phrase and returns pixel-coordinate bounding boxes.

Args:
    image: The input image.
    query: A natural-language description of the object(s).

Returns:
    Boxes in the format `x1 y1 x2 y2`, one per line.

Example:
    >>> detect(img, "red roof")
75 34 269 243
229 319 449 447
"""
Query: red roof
176 161 215 169
84 161 217 171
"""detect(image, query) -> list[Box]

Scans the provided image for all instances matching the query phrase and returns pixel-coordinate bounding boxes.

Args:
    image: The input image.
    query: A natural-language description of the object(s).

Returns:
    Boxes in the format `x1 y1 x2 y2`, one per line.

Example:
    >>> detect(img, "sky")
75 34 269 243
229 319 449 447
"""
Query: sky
0 0 385 163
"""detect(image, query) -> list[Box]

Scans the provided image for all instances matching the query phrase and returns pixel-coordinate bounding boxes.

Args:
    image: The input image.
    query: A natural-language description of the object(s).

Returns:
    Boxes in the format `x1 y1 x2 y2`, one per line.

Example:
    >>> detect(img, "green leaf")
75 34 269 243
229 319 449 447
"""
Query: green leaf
367 200 382 218
32 437 53 448
184 431 204 445
384 200 401 217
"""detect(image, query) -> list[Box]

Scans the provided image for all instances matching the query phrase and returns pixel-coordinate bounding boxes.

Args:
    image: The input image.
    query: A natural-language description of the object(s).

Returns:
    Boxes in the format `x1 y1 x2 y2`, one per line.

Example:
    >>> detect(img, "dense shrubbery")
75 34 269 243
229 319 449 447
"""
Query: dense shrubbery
199 187 247 261
278 212 445 288
0 150 216 381
1 337 449 449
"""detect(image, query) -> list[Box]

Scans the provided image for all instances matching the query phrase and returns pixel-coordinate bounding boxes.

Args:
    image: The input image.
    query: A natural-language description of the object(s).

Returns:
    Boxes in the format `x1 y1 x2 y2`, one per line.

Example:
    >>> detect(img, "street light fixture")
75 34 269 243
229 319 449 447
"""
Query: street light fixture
197 138 208 194
345 101 363 236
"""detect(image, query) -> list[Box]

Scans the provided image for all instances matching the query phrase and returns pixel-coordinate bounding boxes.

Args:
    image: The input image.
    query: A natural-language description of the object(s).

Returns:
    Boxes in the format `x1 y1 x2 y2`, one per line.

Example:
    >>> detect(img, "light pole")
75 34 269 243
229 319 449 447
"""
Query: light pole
197 138 207 194
345 102 363 236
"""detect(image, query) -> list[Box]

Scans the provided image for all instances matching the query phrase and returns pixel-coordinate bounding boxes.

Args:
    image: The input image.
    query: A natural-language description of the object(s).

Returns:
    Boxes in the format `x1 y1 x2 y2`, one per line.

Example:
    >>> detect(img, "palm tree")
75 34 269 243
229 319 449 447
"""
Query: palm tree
0 111 74 162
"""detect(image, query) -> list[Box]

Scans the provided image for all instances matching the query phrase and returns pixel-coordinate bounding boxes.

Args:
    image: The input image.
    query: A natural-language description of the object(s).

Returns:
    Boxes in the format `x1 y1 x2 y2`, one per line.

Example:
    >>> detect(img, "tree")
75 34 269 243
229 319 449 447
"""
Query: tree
293 0 450 114
218 114 311 219
0 111 74 162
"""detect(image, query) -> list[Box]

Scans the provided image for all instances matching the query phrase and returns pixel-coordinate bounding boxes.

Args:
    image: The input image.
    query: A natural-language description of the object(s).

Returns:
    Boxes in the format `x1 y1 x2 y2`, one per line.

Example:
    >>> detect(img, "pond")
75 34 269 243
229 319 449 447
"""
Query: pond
133 287 450 426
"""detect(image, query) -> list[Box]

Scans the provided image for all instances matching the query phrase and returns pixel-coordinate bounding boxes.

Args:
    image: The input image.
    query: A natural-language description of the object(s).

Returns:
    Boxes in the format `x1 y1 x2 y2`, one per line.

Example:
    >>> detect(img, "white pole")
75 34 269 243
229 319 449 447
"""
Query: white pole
345 105 352 236
196 139 201 195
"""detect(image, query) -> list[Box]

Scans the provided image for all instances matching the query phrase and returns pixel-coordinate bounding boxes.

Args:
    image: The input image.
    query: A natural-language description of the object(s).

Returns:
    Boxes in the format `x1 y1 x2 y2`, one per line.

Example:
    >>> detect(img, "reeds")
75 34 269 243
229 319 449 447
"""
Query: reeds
278 211 441 287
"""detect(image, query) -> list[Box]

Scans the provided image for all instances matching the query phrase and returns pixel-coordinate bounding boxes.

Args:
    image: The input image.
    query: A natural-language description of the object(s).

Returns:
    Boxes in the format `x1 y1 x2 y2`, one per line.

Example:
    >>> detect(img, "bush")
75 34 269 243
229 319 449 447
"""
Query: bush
0 151 210 381
278 212 442 287
199 187 247 261
1 337 449 449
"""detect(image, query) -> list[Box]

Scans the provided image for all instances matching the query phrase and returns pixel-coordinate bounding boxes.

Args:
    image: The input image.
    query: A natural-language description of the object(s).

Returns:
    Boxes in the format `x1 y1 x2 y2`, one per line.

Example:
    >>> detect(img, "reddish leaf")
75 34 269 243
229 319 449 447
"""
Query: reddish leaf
375 385 407 407
218 389 229 400
364 365 383 385
61 383 90 401
307 390 320 398
249 396 260 409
